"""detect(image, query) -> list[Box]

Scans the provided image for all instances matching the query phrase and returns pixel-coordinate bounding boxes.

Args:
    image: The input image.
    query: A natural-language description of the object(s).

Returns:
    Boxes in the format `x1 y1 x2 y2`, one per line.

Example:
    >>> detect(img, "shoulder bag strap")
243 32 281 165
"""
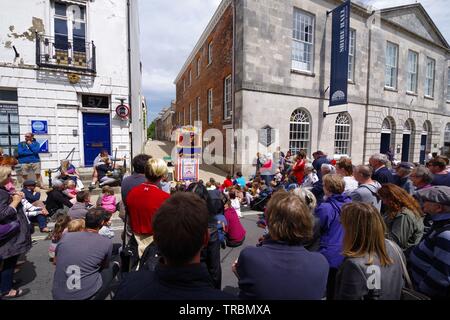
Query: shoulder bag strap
386 239 414 289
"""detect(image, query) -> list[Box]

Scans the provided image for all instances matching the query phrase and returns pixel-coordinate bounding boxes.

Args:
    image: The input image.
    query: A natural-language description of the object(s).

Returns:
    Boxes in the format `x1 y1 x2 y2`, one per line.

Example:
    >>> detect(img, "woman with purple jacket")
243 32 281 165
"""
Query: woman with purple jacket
314 174 352 300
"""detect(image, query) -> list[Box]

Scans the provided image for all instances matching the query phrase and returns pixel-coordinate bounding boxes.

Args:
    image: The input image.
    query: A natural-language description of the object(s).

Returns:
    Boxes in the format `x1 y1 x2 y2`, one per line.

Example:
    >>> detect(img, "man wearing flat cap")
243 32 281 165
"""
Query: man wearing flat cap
409 186 450 299
393 162 415 195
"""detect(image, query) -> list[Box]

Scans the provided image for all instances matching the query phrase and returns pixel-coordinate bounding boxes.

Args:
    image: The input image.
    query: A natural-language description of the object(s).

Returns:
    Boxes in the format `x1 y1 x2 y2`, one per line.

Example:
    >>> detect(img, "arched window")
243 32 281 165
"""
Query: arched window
404 119 414 134
382 118 392 132
423 121 432 151
445 123 450 156
289 109 311 155
334 113 351 156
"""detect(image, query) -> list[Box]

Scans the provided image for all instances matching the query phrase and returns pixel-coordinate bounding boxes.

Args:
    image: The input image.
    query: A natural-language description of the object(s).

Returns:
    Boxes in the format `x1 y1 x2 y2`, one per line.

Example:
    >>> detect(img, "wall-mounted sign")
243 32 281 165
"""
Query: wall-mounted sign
37 139 49 153
259 125 275 147
31 120 48 135
116 104 130 119
82 95 109 109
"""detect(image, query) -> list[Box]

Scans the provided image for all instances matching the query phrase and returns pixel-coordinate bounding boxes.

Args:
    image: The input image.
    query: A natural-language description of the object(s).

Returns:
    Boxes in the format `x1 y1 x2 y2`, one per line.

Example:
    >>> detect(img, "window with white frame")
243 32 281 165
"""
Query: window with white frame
188 70 192 86
334 113 351 156
183 79 186 92
54 1 86 53
183 108 186 126
447 68 450 101
385 42 398 89
292 8 314 72
425 57 435 97
407 50 418 93
224 75 232 120
208 42 213 65
197 97 200 121
445 123 450 145
348 29 356 81
289 109 311 156
207 89 213 124
197 57 201 77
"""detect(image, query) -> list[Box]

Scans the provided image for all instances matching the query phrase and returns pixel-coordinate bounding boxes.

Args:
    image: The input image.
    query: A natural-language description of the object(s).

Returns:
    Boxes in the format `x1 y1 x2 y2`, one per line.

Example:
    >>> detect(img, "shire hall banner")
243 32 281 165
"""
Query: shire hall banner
329 0 350 107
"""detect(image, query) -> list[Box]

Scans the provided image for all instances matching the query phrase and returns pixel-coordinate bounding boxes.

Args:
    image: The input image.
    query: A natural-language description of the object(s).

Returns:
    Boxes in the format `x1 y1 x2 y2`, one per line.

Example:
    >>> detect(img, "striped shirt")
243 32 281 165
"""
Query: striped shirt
409 213 450 298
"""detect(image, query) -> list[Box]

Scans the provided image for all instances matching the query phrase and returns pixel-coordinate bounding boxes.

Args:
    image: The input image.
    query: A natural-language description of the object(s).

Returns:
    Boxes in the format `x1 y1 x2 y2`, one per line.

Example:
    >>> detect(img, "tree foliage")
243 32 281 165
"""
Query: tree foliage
147 120 156 139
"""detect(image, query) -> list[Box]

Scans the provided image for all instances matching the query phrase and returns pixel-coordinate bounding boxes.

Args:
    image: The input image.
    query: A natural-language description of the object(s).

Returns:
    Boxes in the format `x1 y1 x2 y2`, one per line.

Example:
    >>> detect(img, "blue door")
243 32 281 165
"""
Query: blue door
402 134 411 162
419 134 427 164
83 113 111 167
380 133 391 155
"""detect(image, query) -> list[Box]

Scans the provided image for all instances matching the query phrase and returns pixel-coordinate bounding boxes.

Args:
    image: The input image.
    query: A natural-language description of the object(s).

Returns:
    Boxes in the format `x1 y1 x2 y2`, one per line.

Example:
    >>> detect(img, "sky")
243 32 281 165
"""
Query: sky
139 0 450 125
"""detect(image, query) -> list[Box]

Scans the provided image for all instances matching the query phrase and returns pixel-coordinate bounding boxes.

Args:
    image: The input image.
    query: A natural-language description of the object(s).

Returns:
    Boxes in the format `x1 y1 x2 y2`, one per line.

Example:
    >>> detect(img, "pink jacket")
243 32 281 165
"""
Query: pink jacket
224 207 246 243
101 194 117 213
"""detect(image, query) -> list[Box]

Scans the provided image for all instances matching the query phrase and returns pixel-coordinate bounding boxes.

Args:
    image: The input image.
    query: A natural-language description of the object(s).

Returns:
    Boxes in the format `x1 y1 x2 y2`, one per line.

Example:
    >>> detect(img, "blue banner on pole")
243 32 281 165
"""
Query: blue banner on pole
329 0 350 107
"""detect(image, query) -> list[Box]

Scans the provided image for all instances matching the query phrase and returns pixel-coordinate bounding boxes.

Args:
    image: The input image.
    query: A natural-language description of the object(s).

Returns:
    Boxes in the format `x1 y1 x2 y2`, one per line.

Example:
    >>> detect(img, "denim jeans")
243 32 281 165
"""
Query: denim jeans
0 255 19 294
29 214 47 230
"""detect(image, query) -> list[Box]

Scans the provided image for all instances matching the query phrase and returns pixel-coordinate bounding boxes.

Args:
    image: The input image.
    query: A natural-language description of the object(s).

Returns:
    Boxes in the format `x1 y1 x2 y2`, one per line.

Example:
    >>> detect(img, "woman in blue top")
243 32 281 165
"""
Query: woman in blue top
234 190 329 300
234 172 246 188
314 174 352 299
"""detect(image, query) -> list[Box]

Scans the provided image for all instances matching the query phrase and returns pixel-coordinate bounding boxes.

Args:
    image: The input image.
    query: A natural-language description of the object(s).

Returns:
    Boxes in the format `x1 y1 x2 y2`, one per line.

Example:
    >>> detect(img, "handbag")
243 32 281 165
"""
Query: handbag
0 220 20 242
387 240 430 300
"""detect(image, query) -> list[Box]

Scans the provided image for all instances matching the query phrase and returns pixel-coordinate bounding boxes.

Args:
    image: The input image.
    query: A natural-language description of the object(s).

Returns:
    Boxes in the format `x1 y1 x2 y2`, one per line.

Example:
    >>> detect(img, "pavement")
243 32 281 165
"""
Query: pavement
14 208 263 300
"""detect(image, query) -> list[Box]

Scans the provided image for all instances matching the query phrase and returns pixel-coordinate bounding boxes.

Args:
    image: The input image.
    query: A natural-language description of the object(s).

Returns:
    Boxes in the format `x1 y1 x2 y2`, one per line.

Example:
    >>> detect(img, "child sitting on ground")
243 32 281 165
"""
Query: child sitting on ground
99 211 115 239
49 213 71 262
224 200 246 248
229 190 242 218
100 186 117 214
214 210 228 249
67 219 85 233
64 180 78 204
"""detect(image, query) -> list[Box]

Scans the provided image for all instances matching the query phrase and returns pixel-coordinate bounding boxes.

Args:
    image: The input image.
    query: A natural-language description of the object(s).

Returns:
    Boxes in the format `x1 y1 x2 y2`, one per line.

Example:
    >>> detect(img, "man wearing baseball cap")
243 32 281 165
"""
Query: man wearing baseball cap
409 186 450 299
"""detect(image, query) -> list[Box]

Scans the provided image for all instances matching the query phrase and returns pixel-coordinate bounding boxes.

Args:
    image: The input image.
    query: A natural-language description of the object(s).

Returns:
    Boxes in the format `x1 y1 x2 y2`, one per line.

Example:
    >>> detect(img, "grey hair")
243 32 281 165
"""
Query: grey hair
321 164 336 175
291 187 317 211
413 166 434 184
370 153 388 164
52 179 64 188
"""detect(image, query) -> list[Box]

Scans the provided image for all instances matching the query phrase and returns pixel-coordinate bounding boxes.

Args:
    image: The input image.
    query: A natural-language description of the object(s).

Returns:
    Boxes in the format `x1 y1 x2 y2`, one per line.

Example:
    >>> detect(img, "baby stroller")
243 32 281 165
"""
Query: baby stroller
250 187 272 212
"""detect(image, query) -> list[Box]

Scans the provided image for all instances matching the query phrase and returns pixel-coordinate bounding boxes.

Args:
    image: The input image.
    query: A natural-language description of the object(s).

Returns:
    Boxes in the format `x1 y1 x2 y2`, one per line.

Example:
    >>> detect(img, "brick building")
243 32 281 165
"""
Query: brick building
174 0 450 177
174 2 233 166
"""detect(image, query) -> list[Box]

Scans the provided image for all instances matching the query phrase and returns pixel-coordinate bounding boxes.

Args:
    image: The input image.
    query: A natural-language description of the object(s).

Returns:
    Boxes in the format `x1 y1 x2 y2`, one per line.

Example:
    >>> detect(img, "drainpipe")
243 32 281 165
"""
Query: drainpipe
127 0 134 158
362 10 376 164
231 0 236 175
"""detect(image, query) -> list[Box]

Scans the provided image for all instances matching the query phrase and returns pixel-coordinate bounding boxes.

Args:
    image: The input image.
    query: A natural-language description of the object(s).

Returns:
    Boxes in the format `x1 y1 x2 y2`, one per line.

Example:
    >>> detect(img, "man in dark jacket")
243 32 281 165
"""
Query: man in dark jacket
45 180 73 216
312 151 330 181
369 153 394 185
114 192 235 300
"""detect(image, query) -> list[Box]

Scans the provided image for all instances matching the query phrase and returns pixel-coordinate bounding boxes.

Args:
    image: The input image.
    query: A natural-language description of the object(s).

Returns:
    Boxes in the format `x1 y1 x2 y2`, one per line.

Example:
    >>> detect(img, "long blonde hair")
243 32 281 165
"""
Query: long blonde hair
341 202 393 267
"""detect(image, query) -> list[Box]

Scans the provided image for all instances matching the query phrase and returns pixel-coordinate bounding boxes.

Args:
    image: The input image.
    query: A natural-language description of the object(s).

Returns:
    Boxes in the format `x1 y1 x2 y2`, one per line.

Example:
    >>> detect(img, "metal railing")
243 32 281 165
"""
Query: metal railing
36 33 96 74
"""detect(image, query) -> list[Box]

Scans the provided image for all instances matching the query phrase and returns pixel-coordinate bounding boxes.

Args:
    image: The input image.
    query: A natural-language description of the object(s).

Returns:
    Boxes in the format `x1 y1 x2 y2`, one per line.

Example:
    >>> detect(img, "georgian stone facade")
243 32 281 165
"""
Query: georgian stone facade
175 0 450 177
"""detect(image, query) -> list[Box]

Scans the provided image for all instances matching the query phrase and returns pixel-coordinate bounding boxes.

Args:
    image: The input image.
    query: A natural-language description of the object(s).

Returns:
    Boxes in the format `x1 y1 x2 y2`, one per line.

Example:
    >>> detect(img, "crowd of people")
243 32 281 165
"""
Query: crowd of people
1 135 450 299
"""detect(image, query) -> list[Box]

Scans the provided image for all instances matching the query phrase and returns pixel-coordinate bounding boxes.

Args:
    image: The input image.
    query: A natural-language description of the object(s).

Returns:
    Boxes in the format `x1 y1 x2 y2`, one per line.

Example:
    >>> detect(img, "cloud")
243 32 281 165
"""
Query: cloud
361 0 450 43
139 0 221 121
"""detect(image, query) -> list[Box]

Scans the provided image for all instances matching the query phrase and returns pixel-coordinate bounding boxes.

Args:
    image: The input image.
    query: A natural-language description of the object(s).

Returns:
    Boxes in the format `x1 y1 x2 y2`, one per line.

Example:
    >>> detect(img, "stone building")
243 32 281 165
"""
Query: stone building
0 0 146 175
174 0 450 177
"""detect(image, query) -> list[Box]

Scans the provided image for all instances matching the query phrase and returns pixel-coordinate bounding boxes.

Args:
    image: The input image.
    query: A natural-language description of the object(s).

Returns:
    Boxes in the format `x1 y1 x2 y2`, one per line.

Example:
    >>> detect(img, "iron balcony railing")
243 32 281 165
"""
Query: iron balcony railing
35 33 96 74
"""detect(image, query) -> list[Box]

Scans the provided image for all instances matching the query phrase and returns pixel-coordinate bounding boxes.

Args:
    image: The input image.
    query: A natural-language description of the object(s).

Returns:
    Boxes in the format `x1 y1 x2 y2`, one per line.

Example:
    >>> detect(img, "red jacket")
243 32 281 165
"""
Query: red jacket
222 179 233 189
292 159 306 184
126 183 170 235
